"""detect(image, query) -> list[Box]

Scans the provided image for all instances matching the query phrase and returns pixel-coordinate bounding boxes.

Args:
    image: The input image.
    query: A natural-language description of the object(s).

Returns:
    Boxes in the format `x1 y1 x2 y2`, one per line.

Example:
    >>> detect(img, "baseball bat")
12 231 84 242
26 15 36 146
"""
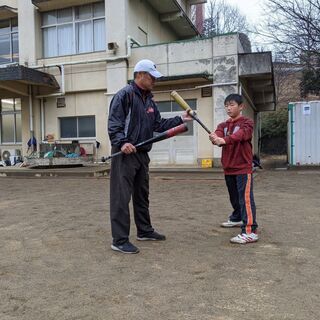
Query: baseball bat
104 123 188 161
171 91 212 134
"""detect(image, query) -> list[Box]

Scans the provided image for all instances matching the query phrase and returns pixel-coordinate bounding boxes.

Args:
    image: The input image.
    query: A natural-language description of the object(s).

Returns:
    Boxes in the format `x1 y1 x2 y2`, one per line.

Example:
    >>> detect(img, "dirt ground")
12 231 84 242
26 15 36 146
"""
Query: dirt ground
0 166 320 320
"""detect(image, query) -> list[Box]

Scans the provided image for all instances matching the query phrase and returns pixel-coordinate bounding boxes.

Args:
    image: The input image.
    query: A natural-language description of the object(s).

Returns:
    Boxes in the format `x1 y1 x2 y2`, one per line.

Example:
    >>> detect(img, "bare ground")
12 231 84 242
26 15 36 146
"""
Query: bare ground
0 168 320 320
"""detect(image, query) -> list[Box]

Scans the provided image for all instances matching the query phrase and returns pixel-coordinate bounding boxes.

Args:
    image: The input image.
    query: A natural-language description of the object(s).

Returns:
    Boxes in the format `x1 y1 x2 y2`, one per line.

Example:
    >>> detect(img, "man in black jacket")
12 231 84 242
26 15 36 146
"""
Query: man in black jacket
108 59 191 254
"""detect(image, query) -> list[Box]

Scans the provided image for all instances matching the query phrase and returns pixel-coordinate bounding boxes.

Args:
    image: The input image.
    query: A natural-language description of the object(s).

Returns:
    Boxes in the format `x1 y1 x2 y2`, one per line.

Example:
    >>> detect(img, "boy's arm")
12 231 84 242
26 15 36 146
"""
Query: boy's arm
224 119 253 145
214 123 225 138
209 123 225 146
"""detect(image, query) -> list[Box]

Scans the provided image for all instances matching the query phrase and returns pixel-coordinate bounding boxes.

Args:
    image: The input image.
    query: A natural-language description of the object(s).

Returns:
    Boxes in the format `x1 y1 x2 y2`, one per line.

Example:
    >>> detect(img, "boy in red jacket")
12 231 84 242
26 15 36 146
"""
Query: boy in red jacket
209 94 258 244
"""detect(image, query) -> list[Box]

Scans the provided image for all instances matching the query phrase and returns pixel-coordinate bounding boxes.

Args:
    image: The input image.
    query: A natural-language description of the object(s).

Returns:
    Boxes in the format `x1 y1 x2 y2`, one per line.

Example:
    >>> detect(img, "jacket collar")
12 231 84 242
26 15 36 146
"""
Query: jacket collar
131 81 153 99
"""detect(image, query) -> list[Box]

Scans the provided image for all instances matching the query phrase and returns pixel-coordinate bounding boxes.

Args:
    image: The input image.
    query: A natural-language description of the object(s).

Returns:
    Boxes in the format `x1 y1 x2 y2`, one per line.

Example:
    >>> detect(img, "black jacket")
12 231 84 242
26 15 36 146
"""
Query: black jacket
108 82 183 152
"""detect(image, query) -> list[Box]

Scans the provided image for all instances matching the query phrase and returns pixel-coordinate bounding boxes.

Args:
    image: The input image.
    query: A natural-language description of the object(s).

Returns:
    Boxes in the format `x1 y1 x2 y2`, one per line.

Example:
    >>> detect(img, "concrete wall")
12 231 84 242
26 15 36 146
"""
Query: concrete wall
127 0 177 45
0 0 17 7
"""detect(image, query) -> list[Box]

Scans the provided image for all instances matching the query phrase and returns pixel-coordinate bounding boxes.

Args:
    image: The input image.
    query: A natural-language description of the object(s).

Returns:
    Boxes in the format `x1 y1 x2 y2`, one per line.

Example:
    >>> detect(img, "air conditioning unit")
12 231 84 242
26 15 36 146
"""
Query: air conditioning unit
1 149 22 165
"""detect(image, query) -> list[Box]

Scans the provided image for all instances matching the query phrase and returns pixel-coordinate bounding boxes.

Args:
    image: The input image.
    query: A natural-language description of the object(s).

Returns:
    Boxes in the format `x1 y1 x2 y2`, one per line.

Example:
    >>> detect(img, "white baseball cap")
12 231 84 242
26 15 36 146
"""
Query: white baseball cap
133 59 163 78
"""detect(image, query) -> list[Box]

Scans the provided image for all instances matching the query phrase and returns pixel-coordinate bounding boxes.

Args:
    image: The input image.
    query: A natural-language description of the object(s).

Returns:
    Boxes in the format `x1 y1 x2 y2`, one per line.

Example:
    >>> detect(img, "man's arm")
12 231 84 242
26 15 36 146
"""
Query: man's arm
152 103 184 132
108 91 132 149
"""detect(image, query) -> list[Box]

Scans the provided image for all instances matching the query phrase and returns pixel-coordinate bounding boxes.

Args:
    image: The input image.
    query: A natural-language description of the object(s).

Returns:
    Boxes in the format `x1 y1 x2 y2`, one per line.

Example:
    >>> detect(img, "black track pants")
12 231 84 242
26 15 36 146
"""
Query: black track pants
109 148 154 245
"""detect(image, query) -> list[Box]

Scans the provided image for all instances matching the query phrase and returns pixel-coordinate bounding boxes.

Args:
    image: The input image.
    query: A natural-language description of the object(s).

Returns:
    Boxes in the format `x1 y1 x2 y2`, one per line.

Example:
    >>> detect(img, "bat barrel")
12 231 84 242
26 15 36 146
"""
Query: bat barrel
171 90 212 134
171 91 195 115
106 123 188 160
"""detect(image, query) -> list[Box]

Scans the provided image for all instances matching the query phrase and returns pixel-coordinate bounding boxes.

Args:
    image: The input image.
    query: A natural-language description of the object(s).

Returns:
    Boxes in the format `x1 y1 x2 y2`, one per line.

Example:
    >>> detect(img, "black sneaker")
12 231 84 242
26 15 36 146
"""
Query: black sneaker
111 242 140 254
137 231 166 241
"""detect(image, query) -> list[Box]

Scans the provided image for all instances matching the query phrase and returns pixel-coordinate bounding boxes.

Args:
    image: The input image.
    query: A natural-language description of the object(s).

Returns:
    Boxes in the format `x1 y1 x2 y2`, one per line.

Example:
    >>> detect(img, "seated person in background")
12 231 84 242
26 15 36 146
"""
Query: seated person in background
79 146 87 156
71 140 87 157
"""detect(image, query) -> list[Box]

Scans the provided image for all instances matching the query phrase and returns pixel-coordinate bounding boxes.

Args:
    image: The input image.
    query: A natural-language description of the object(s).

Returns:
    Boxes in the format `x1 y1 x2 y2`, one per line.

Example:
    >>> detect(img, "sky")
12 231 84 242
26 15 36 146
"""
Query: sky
221 0 263 24
217 0 269 50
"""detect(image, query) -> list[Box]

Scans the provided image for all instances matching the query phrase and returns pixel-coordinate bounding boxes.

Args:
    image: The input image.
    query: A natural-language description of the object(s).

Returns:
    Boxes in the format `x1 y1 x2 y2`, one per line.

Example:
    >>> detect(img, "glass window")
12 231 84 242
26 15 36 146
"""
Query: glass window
76 5 92 20
42 11 57 26
57 24 73 55
42 2 105 57
57 8 73 24
1 99 14 111
11 18 18 32
60 117 77 138
0 20 10 34
60 116 96 138
93 19 105 51
78 116 95 137
12 33 19 62
43 27 57 57
157 99 197 112
15 113 22 142
1 114 14 143
0 99 21 143
157 101 171 112
0 18 19 64
76 21 92 53
93 2 105 17
0 34 10 64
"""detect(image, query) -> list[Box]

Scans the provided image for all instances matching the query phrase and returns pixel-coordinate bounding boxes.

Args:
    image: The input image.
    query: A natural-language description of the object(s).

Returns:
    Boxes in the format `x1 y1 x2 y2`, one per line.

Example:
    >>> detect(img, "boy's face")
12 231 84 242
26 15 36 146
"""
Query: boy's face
225 100 244 119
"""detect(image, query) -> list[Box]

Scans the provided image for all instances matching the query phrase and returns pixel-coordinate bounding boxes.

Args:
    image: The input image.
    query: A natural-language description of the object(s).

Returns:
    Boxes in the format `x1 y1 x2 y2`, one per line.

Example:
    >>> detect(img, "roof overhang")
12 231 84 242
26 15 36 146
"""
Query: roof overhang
145 0 201 38
238 52 276 112
128 73 211 88
0 65 60 98
31 0 101 11
0 5 17 20
155 72 211 86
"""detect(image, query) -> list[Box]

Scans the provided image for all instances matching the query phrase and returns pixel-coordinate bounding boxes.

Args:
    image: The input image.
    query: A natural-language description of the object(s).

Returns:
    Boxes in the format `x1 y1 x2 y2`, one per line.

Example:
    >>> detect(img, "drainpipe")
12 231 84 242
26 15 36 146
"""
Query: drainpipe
28 85 34 150
40 98 45 141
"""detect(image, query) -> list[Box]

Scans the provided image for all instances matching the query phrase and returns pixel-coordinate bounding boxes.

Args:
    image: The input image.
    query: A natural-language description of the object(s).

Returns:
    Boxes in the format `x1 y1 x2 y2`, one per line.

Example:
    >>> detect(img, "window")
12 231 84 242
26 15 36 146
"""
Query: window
157 99 197 112
42 2 105 57
0 99 22 143
60 116 96 138
156 99 197 136
0 18 19 64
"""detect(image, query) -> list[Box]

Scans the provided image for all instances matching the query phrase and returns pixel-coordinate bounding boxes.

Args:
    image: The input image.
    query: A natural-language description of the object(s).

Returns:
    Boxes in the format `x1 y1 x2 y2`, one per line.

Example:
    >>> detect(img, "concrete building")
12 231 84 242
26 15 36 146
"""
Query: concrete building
0 0 275 167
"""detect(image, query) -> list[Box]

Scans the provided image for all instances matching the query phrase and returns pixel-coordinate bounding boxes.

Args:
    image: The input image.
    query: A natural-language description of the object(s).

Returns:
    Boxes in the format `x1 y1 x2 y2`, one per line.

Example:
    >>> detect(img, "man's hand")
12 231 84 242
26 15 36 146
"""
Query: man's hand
209 132 226 146
121 143 136 154
181 111 193 122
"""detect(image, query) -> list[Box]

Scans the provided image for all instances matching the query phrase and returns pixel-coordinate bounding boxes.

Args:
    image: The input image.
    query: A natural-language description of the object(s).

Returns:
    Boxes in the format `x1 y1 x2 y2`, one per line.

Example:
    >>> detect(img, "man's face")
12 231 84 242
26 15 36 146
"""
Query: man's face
136 72 156 91
225 100 244 119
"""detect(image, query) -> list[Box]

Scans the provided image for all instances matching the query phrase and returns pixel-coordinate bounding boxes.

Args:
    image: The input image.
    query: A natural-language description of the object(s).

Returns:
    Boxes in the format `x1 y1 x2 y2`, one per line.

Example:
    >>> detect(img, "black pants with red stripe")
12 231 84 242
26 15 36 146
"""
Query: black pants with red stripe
109 148 154 245
225 174 258 234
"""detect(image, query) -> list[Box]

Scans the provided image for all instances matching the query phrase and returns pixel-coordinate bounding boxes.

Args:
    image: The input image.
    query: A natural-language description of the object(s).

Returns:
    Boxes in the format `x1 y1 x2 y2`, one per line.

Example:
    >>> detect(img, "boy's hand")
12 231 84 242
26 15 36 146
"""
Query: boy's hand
209 132 226 146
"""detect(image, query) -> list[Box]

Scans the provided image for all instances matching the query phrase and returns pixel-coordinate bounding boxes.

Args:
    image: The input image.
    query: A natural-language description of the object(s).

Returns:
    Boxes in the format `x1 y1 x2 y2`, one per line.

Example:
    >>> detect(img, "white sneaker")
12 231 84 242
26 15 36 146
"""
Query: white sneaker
230 233 259 244
221 220 243 228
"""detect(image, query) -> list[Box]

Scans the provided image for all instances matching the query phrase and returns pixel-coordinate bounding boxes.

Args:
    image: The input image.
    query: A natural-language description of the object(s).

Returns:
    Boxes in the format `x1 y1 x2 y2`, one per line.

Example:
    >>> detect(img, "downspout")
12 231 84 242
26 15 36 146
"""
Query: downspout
40 98 45 141
28 85 34 150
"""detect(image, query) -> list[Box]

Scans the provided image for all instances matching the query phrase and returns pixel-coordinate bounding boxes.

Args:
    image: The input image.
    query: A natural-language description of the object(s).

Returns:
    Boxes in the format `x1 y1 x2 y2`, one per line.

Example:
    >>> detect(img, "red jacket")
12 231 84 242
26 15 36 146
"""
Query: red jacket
215 116 253 175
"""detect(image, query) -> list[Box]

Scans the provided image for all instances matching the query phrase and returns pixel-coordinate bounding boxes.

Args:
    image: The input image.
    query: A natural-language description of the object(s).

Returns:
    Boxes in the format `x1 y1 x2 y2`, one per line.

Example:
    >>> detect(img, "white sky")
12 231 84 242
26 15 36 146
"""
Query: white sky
215 0 269 50
221 0 263 24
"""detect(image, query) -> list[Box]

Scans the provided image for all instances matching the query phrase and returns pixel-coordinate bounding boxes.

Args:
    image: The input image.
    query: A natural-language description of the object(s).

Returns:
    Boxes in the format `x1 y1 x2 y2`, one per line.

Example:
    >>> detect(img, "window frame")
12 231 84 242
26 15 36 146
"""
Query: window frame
41 2 105 58
59 115 96 139
0 17 19 65
0 98 22 144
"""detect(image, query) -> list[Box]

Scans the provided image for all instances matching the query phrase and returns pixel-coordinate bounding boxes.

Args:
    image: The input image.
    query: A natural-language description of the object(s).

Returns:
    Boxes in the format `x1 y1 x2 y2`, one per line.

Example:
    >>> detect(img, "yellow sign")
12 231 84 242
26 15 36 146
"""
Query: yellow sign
201 159 212 168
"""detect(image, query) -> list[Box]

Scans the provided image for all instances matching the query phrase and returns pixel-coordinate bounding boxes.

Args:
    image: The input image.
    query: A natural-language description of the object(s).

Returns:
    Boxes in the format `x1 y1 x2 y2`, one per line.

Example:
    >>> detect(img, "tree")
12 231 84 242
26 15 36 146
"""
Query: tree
203 0 250 37
260 0 320 96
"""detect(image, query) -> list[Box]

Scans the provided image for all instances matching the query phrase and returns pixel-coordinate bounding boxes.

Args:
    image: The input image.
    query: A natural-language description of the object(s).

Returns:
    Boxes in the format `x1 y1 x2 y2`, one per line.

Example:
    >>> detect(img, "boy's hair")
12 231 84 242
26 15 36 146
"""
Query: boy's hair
224 94 243 105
